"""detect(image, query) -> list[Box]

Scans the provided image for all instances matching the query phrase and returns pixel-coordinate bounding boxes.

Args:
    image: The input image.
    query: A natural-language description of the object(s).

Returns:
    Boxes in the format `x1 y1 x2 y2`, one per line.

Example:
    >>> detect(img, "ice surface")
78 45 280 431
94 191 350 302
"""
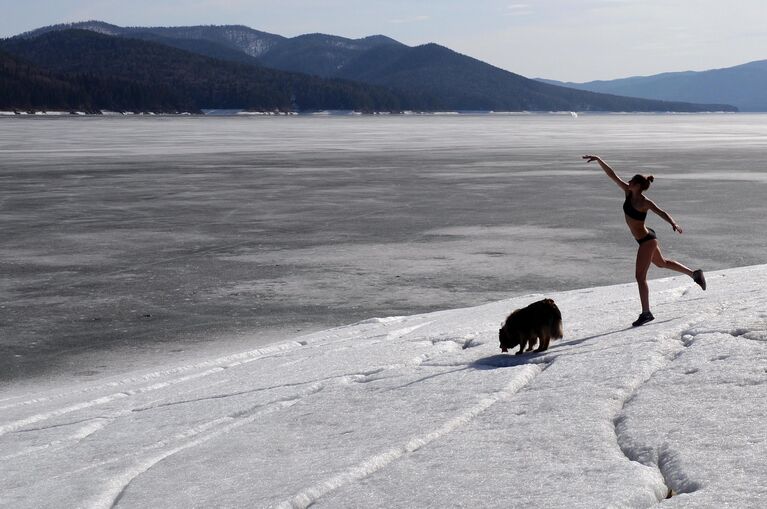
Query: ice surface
3 114 767 382
1 265 765 508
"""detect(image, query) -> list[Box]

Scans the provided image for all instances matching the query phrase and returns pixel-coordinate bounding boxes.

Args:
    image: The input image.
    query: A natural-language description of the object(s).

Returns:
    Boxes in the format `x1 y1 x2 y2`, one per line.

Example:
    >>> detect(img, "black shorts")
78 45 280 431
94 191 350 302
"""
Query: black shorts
637 228 657 245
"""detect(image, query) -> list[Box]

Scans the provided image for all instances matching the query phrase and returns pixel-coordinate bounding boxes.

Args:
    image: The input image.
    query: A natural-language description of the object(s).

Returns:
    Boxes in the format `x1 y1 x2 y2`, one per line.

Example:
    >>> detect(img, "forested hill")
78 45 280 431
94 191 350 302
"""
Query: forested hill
0 48 185 112
1 50 78 110
0 30 409 113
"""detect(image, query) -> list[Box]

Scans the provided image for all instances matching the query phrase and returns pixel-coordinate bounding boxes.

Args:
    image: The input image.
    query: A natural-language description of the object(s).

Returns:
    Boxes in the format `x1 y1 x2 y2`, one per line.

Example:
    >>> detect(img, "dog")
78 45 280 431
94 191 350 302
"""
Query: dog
499 298 563 355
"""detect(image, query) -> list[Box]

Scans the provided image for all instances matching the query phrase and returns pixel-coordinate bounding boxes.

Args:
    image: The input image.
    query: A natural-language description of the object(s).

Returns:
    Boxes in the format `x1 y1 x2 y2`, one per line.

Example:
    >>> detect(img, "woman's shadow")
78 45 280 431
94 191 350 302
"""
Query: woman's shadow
470 319 676 370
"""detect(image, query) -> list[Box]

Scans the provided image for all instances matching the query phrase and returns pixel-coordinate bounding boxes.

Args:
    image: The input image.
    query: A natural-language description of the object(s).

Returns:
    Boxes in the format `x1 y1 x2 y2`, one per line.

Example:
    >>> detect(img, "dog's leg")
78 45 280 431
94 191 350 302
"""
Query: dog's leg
526 336 536 352
535 333 551 352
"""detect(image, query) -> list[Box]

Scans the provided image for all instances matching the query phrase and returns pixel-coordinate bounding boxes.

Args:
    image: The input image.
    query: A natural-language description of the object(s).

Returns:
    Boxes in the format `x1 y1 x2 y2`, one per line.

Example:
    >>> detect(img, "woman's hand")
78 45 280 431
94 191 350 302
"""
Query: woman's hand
672 223 683 234
582 155 600 163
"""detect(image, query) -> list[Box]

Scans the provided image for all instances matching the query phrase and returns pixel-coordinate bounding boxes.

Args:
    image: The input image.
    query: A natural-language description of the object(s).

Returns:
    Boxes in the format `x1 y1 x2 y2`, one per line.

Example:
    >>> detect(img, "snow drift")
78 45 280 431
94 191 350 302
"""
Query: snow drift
1 265 766 508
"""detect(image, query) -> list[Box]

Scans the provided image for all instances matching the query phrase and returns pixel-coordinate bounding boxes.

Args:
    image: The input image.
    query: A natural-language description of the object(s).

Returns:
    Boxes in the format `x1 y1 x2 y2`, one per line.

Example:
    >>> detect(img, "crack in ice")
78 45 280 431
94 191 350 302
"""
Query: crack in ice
612 327 705 505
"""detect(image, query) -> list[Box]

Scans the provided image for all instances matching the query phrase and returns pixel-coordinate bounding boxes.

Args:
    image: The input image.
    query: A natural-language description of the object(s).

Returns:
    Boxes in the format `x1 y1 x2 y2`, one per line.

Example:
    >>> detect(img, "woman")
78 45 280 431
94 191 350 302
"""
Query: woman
583 155 706 326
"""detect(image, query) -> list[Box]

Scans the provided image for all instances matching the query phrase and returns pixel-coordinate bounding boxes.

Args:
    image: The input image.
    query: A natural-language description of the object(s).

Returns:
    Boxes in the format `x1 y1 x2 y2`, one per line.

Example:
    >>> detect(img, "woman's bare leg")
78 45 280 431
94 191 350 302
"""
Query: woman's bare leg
652 246 694 277
636 240 657 313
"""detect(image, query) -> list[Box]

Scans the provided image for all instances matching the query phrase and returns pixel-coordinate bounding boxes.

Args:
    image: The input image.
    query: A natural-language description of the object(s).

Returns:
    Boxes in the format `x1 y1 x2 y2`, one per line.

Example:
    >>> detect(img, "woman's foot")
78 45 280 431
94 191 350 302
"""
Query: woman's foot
632 311 655 327
692 269 706 290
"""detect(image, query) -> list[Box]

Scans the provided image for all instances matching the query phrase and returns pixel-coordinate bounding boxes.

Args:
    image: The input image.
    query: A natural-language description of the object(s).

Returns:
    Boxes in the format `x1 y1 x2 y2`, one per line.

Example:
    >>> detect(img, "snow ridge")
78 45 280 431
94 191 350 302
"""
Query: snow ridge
0 340 312 436
0 340 306 413
90 387 323 509
276 363 544 509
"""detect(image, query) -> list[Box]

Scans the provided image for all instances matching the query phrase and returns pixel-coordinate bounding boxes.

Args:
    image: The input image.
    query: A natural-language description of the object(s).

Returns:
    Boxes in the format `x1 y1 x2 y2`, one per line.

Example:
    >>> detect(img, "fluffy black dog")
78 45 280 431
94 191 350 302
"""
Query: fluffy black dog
499 298 563 355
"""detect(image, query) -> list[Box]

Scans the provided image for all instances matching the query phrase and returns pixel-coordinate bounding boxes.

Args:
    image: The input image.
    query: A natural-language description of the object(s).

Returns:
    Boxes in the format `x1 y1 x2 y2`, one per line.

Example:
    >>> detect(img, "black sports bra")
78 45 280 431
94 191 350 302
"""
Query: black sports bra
623 192 647 221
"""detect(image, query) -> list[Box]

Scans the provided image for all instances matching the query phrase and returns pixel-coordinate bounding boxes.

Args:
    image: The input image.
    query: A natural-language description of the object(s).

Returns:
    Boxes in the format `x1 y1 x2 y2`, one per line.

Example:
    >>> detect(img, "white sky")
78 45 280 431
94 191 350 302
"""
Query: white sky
2 0 767 81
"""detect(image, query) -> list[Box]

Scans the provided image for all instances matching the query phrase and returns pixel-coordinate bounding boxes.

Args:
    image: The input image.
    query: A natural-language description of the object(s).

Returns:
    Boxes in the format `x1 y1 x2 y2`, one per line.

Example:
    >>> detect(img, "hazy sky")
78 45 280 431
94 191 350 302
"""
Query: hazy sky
2 0 766 82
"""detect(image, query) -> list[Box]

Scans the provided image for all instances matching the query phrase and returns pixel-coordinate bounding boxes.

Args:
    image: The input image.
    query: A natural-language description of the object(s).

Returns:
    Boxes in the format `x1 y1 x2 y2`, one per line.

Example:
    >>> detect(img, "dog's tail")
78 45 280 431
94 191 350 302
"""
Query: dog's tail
548 299 564 339
553 317 564 339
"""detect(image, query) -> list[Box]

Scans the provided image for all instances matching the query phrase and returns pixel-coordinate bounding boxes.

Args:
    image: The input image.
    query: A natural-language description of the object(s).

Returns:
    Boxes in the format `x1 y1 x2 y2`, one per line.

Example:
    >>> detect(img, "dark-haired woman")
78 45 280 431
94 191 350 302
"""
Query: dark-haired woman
583 155 706 326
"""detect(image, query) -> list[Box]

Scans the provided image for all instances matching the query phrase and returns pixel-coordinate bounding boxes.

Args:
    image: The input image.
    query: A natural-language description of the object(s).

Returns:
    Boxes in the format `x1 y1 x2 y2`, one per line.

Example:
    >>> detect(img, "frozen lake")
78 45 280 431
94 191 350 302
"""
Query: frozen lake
2 114 766 382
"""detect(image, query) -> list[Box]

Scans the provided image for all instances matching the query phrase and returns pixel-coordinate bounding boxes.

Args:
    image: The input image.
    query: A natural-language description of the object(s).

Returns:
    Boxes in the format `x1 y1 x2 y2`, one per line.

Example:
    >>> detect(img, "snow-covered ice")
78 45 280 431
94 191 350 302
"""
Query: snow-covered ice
1 265 766 508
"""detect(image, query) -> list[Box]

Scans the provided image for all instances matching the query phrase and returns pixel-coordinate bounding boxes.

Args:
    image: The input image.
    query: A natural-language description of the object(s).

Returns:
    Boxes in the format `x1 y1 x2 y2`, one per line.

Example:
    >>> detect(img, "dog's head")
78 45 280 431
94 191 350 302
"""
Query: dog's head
498 323 520 353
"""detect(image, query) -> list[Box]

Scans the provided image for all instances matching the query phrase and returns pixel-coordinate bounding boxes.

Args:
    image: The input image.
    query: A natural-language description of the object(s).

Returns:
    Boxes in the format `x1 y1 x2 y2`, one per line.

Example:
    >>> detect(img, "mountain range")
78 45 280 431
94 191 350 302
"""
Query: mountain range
539 60 767 112
1 21 740 113
1 29 410 113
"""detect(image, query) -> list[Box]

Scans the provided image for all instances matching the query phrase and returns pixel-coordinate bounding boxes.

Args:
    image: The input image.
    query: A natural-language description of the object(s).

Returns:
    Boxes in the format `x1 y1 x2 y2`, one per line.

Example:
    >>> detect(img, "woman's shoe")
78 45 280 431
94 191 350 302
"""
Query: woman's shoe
632 311 655 327
693 269 706 291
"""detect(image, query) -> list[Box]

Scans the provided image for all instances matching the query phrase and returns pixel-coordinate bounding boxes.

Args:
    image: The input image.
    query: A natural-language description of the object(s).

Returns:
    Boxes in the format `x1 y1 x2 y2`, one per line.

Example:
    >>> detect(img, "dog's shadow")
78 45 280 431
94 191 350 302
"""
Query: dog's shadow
471 353 549 370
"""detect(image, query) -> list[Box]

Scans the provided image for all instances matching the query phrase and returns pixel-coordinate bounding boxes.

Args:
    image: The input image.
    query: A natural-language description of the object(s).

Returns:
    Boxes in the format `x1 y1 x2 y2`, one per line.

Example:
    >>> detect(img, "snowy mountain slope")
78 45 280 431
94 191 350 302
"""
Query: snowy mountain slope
1 265 765 508
19 21 287 58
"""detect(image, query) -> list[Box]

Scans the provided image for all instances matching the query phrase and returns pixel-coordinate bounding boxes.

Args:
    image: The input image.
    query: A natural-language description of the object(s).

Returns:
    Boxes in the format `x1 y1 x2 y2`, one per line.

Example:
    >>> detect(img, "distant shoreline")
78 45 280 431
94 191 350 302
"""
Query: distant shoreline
0 109 743 117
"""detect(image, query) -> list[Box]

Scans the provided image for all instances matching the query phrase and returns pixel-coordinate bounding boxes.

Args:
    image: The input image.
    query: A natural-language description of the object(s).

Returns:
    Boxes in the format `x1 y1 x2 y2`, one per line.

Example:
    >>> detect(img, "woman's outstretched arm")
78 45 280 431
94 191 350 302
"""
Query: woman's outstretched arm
582 155 629 192
647 200 683 234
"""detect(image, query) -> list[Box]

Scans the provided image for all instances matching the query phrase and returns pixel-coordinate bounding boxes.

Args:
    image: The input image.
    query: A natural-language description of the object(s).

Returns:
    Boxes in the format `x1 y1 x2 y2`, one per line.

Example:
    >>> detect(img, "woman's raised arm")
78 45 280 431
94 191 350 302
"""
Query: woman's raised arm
583 155 629 192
